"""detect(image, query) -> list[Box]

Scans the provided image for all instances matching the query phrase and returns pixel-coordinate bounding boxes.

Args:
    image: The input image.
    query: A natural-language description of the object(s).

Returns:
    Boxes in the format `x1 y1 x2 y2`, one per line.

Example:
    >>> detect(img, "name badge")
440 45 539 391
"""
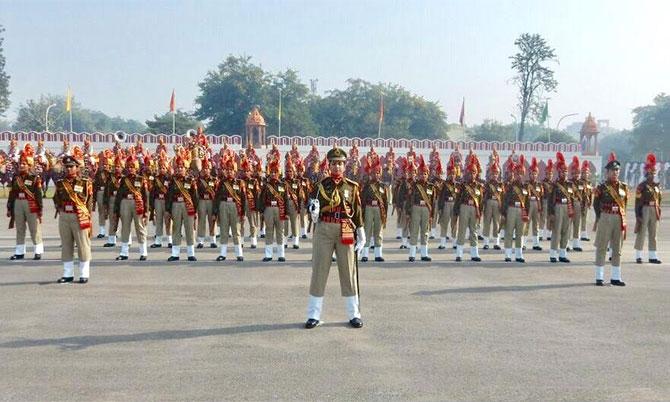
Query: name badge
497 187 503 192
292 184 298 189
536 186 541 192
619 189 626 197
233 184 240 190
448 196 454 201
134 181 141 187
25 180 33 186
578 185 584 190
567 188 573 193
379 188 384 193
149 176 154 181
209 181 214 187
561 198 567 203
278 186 285 192
587 185 592 189
522 189 528 195
248 184 254 189
164 181 169 187
427 189 433 195
344 190 350 198
475 189 481 195
184 183 191 189
74 185 83 193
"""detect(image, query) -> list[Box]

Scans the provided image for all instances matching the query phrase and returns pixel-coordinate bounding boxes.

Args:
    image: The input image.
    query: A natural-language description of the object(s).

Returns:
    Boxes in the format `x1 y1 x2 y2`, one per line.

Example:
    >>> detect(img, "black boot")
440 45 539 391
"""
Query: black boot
610 279 626 286
57 277 74 284
10 254 24 260
305 319 320 329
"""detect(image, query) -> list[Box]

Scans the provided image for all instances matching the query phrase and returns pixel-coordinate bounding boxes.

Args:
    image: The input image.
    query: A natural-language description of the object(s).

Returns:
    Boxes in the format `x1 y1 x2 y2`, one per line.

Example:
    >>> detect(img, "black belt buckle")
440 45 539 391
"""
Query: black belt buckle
333 211 341 219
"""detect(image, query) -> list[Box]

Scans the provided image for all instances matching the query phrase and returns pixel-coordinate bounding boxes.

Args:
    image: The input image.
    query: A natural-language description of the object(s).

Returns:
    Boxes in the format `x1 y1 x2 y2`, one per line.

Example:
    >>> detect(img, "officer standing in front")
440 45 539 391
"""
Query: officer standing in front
305 147 366 329
634 152 662 264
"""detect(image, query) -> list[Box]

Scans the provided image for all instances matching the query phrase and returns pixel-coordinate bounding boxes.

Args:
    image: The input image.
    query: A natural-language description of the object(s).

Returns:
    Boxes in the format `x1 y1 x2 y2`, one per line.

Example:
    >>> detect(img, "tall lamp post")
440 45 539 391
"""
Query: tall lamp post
45 103 57 132
510 114 518 142
556 113 579 131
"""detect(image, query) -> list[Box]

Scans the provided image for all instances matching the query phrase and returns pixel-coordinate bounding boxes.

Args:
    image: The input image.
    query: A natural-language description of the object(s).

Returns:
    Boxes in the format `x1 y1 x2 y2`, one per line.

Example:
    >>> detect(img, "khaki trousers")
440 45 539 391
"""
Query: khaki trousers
284 202 299 238
634 206 658 251
218 201 241 245
504 207 524 249
108 195 119 235
457 205 479 247
550 204 571 250
526 199 541 237
364 206 383 247
541 199 549 232
197 199 215 239
120 199 147 243
13 199 42 246
409 205 430 246
482 199 500 237
96 190 106 226
171 202 195 246
153 199 171 238
595 212 623 266
59 213 91 262
580 205 589 232
309 222 357 297
241 206 258 238
264 207 283 245
439 202 455 238
570 202 583 239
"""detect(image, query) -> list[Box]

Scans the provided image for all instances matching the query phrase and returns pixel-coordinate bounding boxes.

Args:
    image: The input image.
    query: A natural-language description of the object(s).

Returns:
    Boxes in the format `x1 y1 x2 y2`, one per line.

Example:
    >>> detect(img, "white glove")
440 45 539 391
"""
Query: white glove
308 198 320 222
355 227 366 254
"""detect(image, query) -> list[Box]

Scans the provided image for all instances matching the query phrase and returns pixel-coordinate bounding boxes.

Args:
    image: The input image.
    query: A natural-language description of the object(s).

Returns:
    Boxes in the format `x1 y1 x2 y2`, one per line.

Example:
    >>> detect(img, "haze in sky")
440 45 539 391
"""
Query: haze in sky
1 0 668 130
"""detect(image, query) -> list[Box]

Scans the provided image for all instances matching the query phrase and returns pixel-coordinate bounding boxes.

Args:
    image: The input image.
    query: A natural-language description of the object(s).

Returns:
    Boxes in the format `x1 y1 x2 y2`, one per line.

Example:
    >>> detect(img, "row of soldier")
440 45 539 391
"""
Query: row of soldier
5 134 663 287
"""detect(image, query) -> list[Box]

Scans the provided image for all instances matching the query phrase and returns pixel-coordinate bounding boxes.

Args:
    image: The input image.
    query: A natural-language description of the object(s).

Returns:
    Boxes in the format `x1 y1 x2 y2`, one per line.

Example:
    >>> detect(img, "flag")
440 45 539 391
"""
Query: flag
379 93 384 123
539 101 548 124
169 89 176 113
65 87 72 112
459 97 465 126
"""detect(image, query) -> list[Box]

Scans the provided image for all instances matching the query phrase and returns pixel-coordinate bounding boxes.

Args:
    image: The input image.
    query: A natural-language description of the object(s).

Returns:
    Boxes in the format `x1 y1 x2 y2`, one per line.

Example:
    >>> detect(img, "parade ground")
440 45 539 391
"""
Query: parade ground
1 204 668 401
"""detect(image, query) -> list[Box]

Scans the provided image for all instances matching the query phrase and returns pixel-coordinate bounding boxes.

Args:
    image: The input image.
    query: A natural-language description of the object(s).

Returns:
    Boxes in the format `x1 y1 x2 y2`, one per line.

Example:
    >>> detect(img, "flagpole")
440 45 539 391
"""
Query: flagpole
172 112 176 135
278 88 282 138
69 110 73 132
377 92 383 139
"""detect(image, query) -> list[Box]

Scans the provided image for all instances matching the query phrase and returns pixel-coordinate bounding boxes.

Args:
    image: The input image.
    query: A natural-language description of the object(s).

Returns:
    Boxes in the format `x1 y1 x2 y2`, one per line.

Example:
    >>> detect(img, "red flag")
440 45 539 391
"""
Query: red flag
379 93 384 123
459 97 465 127
169 89 176 113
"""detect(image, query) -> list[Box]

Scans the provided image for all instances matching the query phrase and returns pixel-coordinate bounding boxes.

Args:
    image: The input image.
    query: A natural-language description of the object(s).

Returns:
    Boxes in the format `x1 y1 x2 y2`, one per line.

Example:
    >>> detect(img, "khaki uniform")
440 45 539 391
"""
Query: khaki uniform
541 178 554 239
92 168 109 237
53 176 93 278
298 175 312 237
196 176 218 246
438 179 459 244
150 174 172 246
634 181 662 259
405 179 436 258
284 177 304 246
454 180 484 259
103 175 122 245
593 180 628 280
241 176 260 245
113 174 149 257
360 179 389 256
7 173 43 257
569 178 584 247
393 178 412 246
214 177 246 259
525 180 544 247
502 180 529 258
166 175 199 258
308 177 363 298
548 179 575 260
580 179 594 239
257 178 289 259
482 180 504 247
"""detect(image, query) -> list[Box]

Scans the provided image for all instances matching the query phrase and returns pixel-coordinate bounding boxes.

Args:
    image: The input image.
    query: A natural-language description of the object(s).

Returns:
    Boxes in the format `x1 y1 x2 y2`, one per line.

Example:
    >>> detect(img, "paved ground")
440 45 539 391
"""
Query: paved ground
0 204 668 401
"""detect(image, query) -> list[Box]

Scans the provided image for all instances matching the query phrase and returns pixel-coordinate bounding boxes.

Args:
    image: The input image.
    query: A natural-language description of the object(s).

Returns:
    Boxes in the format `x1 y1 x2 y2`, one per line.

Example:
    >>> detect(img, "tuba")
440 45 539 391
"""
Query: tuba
114 131 127 143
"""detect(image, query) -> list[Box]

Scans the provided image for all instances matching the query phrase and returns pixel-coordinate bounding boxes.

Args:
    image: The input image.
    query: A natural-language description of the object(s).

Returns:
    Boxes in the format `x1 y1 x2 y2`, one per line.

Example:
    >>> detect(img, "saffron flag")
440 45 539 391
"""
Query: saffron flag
459 97 465 126
169 89 176 113
65 87 72 112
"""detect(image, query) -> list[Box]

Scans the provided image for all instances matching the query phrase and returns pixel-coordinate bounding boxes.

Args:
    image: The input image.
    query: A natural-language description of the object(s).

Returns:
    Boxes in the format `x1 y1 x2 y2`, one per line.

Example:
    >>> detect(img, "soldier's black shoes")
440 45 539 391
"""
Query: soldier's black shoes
455 257 462 262
374 257 385 262
361 257 368 262
196 243 204 249
187 256 197 262
33 254 41 260
262 257 272 262
216 256 226 261
349 318 363 328
505 258 512 262
260 234 266 239
546 237 551 241
305 318 320 329
292 245 299 249
139 256 147 261
483 245 489 250
167 243 173 248
210 243 217 249
57 277 74 284
438 245 445 250
78 278 88 284
237 256 243 262
471 257 482 262
250 245 257 249
408 257 415 262
610 279 626 286
636 258 643 264
331 257 336 262
96 234 105 239
395 236 401 240
550 257 558 263
649 259 662 264
421 256 432 262
284 244 288 249
533 246 543 251
399 245 408 249
595 279 604 286
301 235 307 239
581 237 590 241
429 235 435 240
573 247 583 252
559 257 570 263
493 245 501 250
103 243 115 248
278 257 286 262
10 254 24 260
150 244 161 248
168 256 179 261
515 258 525 263
477 235 484 241
116 255 128 261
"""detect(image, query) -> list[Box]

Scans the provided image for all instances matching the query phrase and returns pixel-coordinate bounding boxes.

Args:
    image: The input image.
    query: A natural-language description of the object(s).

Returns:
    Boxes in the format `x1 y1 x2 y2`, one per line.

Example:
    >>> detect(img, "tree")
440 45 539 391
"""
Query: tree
630 93 670 160
599 130 635 163
510 33 558 141
13 94 146 132
532 129 577 143
145 110 201 134
0 25 10 117
469 120 515 142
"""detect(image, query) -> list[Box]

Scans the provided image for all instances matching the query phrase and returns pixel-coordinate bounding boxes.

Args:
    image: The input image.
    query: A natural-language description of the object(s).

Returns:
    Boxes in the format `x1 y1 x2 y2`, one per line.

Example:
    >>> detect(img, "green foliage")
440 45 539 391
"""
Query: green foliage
631 93 670 160
145 110 200 134
0 25 10 117
598 130 634 162
12 94 146 132
532 129 577 143
0 118 9 130
469 120 515 142
510 33 558 141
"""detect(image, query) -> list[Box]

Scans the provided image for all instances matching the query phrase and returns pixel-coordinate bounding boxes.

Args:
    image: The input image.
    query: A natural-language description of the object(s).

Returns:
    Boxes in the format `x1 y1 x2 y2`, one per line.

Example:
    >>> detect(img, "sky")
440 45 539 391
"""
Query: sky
1 0 669 130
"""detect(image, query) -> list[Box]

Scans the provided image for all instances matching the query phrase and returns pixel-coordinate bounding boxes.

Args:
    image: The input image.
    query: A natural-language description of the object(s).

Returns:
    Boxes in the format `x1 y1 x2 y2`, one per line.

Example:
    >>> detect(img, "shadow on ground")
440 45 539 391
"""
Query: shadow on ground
413 282 593 296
